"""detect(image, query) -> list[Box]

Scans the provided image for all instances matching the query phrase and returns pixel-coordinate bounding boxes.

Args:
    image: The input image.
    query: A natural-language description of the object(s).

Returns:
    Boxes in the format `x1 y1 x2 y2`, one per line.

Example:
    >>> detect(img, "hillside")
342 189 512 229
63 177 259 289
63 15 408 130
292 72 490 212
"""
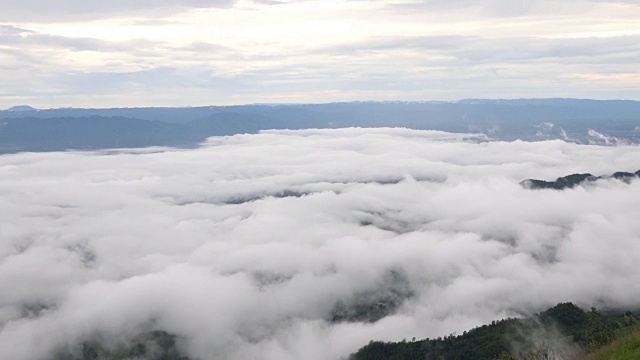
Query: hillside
349 303 640 360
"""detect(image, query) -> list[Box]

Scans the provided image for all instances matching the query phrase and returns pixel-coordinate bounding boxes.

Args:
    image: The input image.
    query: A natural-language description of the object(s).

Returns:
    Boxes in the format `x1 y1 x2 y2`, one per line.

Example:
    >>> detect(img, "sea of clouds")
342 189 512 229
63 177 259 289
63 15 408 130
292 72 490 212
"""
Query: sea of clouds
1 128 640 360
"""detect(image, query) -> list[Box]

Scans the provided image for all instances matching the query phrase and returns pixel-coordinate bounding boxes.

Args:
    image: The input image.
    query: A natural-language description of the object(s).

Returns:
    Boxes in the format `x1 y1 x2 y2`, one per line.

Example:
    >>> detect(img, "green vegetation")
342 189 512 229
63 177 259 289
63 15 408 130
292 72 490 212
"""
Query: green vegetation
582 327 640 360
349 303 640 360
351 317 520 360
51 330 188 360
330 270 413 323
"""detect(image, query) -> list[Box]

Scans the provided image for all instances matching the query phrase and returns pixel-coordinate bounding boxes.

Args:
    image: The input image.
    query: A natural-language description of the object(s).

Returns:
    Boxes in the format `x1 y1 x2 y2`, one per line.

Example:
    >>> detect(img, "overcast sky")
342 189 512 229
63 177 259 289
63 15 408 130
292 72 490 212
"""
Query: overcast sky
1 0 639 108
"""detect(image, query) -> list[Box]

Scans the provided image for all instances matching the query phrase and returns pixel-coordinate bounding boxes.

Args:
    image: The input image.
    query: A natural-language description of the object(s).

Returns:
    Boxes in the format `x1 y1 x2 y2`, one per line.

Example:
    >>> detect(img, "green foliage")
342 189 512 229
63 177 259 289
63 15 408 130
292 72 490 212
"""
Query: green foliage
51 330 189 360
350 303 640 360
583 327 640 360
330 270 413 323
350 318 519 360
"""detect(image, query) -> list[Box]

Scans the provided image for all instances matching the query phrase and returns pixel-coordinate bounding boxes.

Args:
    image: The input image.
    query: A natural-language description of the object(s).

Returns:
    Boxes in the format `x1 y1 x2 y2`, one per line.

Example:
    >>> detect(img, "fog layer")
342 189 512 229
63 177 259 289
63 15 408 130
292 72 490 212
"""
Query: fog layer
1 128 639 359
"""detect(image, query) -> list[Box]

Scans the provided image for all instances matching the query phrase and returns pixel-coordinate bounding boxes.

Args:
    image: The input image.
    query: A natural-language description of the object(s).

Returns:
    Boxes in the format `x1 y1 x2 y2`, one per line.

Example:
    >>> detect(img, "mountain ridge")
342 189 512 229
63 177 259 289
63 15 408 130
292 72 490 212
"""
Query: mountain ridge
521 170 640 190
1 99 639 153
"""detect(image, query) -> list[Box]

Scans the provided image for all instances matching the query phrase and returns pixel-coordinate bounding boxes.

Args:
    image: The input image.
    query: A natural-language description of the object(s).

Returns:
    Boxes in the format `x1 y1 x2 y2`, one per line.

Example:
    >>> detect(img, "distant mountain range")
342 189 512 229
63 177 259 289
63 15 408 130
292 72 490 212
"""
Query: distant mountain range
1 99 639 153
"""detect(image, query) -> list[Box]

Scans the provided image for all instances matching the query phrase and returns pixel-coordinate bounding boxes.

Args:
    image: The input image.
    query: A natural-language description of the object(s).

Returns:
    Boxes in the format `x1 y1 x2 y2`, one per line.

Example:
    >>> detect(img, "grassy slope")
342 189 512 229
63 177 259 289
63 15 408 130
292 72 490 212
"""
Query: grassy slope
582 327 640 360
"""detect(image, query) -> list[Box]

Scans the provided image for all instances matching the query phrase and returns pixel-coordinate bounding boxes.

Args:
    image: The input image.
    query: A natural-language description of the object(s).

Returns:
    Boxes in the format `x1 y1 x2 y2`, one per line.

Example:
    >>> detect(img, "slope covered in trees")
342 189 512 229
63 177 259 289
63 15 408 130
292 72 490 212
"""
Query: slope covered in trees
349 303 640 360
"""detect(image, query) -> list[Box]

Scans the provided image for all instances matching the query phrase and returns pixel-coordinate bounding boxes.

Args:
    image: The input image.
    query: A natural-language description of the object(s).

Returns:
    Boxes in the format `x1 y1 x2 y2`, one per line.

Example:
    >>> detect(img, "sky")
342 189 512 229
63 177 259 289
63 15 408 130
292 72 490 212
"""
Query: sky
1 128 640 359
0 0 639 108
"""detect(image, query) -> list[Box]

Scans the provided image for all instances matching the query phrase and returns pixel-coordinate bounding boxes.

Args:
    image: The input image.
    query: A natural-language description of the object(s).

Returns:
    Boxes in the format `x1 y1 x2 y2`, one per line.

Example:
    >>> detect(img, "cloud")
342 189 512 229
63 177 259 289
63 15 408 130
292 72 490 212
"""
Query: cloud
1 128 640 359
0 26 161 54
1 0 639 107
0 0 234 22
385 0 638 18
320 34 640 64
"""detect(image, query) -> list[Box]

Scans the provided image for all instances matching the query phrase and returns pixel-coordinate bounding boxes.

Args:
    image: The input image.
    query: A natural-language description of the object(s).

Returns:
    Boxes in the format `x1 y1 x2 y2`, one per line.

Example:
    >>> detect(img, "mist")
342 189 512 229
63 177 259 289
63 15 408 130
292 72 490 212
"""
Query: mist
1 128 639 360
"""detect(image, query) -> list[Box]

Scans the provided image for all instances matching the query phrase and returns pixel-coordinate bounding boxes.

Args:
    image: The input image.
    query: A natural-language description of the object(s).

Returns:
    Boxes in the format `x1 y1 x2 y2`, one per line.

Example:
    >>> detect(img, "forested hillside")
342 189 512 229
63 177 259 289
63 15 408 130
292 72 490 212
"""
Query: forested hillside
350 303 640 360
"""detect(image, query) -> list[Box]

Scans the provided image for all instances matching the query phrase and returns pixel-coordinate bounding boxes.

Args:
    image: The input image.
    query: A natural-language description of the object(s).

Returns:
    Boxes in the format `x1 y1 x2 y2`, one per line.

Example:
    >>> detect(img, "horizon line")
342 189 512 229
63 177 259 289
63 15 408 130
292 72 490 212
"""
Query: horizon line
4 97 640 112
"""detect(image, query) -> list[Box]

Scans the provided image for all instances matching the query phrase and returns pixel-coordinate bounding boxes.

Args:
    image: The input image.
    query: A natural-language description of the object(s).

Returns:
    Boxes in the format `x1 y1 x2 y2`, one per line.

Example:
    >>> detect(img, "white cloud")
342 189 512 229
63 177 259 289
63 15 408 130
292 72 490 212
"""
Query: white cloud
1 128 640 359
1 0 639 107
0 0 234 22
